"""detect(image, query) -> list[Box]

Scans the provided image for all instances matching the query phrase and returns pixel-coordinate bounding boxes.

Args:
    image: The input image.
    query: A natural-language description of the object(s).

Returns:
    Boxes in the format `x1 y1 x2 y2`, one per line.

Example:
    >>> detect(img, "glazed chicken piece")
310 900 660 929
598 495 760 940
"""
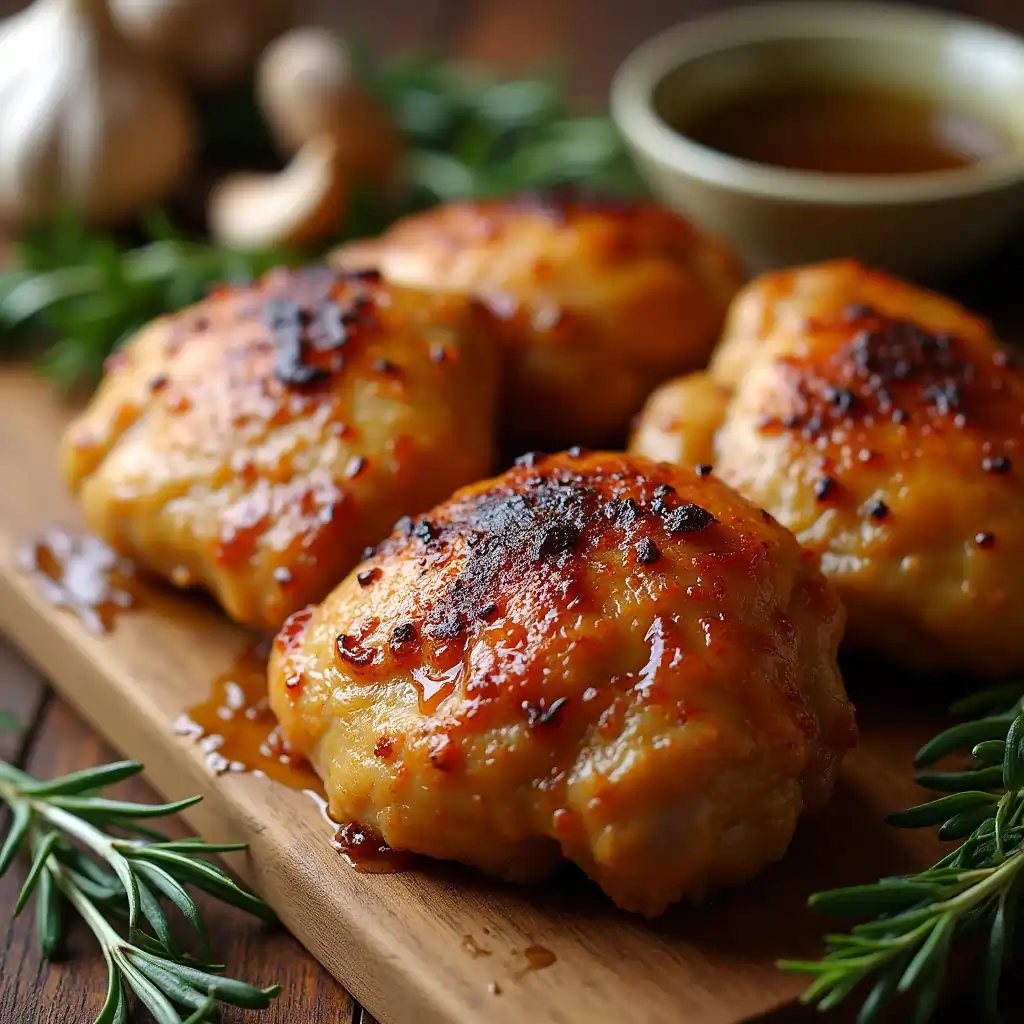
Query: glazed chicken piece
61 266 498 630
631 261 1024 676
269 451 855 916
330 194 744 447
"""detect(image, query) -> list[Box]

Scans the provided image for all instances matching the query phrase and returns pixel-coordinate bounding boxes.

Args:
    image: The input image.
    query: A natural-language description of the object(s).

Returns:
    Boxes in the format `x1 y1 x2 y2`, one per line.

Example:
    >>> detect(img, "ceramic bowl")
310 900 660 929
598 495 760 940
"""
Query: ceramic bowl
610 2 1024 279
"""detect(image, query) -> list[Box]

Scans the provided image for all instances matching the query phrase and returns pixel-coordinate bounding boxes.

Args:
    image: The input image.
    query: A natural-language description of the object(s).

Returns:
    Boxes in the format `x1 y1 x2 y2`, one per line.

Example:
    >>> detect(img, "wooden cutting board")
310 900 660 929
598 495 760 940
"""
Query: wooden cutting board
0 364 954 1024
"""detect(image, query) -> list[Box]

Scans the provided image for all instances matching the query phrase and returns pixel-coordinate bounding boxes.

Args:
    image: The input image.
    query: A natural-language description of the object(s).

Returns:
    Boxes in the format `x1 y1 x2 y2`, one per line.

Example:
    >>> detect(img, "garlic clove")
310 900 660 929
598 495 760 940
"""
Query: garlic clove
256 26 403 191
207 135 347 251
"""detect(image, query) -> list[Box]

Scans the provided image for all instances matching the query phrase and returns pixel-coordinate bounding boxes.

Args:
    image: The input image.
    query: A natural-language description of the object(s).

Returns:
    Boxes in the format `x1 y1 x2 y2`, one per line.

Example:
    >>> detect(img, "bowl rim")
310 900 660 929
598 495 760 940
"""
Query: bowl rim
609 0 1024 205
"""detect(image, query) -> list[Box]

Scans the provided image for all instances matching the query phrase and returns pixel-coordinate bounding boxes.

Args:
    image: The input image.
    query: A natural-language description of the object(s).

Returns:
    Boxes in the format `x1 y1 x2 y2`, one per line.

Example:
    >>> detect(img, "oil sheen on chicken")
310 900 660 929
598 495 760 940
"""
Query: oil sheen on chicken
331 193 744 447
269 451 855 916
631 260 1024 676
61 266 499 630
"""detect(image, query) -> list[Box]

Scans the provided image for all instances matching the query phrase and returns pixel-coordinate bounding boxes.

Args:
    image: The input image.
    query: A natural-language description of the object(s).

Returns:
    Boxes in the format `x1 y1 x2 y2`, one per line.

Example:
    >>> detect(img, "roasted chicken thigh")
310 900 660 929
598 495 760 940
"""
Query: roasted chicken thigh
61 266 498 630
269 451 855 915
631 261 1024 676
331 194 744 446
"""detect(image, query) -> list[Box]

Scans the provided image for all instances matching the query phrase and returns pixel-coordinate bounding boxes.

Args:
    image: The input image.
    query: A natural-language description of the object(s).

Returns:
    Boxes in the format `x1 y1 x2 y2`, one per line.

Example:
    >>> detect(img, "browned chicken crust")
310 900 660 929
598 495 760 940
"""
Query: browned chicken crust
269 451 855 916
331 194 744 447
61 266 499 630
710 259 989 387
632 261 1024 676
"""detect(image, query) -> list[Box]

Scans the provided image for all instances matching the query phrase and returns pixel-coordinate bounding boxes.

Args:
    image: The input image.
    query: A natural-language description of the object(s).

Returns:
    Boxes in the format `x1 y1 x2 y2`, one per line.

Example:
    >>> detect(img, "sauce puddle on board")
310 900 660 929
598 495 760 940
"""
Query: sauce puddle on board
20 527 139 633
516 945 557 977
461 934 493 959
173 637 321 791
22 529 412 874
177 640 412 873
332 822 415 873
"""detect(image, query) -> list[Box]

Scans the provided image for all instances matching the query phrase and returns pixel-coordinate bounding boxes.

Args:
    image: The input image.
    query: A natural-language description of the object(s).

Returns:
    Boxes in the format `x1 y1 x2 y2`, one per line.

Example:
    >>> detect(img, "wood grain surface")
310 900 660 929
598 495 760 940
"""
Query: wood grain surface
3 1 1024 1022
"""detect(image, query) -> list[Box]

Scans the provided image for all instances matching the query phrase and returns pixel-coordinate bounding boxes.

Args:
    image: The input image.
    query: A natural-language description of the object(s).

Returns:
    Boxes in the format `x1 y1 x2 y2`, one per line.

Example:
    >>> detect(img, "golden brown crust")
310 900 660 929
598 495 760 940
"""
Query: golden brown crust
634 260 1024 675
61 266 499 630
710 258 992 387
627 371 729 471
717 296 1024 676
332 193 744 446
269 451 854 915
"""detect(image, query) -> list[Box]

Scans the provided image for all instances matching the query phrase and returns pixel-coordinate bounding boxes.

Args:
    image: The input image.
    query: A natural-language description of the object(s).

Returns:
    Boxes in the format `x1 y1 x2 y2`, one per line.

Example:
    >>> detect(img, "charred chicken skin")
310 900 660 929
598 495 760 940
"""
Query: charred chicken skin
631 261 1024 676
269 451 855 916
61 266 499 630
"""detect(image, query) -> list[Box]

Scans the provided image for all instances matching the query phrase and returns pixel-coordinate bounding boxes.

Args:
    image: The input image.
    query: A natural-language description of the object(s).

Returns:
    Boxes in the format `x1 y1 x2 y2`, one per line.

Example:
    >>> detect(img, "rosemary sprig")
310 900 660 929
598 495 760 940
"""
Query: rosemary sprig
0 757 280 1023
780 683 1024 1023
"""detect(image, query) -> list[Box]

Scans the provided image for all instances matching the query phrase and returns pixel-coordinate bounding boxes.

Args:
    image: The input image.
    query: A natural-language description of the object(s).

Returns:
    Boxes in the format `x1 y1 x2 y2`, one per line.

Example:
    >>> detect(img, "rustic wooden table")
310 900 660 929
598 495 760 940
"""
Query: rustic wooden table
2 1 1024 1022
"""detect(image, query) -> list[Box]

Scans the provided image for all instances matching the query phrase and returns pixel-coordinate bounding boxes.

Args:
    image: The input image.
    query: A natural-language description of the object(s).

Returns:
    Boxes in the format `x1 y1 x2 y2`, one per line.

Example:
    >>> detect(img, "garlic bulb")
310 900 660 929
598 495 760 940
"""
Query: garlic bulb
0 0 195 225
110 0 293 89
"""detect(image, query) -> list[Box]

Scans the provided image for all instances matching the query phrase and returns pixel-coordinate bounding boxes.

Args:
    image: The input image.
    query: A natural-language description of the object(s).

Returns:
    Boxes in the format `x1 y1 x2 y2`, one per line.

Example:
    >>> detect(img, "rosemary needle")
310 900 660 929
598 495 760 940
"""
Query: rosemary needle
780 682 1024 1023
0 757 280 1024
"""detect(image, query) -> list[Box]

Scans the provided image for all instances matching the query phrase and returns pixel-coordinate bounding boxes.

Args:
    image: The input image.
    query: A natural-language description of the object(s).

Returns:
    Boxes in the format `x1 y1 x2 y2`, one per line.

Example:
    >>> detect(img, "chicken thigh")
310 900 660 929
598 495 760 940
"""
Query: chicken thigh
331 194 744 447
631 261 1024 676
269 451 855 916
61 266 499 630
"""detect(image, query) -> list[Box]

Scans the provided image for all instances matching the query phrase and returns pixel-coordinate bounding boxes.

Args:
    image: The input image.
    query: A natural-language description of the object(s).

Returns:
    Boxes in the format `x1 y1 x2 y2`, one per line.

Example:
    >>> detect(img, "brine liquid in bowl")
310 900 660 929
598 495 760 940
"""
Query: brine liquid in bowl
676 82 1012 175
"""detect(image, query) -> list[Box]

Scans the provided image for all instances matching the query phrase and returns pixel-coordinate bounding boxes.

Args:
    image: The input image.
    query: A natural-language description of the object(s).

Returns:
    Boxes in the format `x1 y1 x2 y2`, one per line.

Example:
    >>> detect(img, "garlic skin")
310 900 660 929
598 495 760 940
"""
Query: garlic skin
110 0 293 89
0 0 195 225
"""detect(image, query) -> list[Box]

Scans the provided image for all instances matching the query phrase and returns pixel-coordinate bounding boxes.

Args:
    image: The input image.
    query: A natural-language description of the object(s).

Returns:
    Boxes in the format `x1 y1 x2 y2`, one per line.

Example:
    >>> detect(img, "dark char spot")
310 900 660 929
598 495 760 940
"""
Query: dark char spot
662 504 715 534
525 696 570 727
814 476 838 501
357 567 381 587
635 537 661 565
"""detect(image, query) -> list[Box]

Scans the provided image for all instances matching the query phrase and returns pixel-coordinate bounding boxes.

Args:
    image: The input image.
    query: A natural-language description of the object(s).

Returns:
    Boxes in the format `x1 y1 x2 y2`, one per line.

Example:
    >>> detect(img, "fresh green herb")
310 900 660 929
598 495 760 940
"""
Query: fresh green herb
0 57 644 392
0 757 280 1023
779 683 1024 1023
372 57 645 202
0 212 303 392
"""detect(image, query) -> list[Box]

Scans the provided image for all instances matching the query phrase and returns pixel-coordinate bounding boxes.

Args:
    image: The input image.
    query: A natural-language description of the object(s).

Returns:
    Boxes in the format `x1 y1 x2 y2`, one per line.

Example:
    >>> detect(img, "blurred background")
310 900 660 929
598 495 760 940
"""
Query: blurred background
2 0 1021 109
2 0 1022 370
306 0 1024 107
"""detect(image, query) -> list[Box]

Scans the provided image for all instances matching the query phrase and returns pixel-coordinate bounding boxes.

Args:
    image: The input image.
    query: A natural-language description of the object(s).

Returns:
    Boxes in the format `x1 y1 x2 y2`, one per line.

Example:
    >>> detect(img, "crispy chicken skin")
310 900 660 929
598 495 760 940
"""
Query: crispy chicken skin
269 451 855 916
330 194 744 446
61 266 499 630
710 259 988 388
631 262 1024 676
